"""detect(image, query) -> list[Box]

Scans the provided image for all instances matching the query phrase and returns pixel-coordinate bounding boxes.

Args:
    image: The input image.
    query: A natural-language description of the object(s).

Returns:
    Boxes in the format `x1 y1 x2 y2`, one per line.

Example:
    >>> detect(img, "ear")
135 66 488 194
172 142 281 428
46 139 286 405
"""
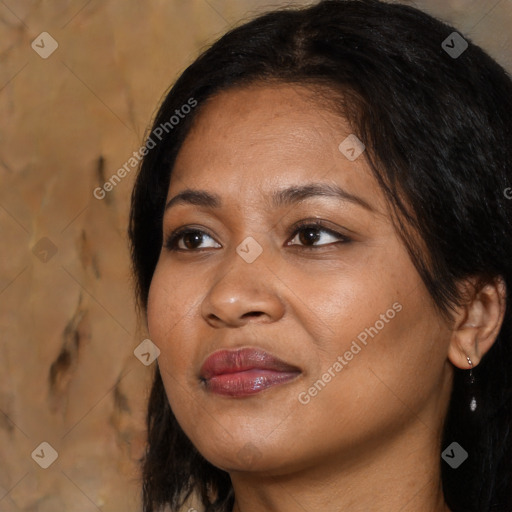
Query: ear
447 276 507 369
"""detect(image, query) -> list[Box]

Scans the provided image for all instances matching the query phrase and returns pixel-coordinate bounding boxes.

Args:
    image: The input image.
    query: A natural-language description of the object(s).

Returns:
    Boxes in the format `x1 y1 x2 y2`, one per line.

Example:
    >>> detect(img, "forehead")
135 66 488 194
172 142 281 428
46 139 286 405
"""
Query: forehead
169 83 386 213
174 83 344 168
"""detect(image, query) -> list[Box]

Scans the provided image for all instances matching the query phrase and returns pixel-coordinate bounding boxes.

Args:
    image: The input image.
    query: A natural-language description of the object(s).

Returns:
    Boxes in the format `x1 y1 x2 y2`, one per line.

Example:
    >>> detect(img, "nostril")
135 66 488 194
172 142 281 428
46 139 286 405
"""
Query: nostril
241 311 265 319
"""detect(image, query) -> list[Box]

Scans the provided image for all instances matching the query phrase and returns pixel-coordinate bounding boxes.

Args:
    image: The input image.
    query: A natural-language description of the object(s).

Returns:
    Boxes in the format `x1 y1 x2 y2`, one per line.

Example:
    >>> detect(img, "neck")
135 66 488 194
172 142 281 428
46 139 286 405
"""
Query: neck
230 421 451 512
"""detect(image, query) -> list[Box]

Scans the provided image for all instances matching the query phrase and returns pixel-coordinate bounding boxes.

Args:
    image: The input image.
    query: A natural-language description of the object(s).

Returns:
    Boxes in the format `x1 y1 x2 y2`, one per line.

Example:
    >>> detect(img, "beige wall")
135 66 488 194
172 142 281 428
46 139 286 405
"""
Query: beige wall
0 1 510 511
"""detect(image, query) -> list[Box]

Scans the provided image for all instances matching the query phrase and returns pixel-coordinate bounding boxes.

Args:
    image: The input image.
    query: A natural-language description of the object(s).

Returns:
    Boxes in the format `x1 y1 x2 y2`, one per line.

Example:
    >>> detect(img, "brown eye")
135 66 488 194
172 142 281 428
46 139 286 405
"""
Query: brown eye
298 227 321 245
165 229 221 251
182 231 204 249
288 224 349 247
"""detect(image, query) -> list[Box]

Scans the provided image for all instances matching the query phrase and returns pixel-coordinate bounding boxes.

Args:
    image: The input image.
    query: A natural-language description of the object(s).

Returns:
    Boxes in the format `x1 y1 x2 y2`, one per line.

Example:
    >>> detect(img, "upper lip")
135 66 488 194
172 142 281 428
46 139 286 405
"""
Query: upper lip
200 347 301 380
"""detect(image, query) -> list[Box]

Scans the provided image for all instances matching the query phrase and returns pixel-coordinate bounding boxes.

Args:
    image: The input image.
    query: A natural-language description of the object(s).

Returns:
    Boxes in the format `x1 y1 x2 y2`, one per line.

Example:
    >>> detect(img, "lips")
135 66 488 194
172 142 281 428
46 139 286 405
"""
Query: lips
200 347 301 397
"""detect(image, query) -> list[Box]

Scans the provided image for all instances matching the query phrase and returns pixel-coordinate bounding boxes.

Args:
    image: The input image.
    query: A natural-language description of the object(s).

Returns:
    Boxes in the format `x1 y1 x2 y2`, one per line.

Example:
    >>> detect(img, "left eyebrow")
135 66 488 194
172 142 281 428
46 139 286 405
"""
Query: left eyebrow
164 182 375 213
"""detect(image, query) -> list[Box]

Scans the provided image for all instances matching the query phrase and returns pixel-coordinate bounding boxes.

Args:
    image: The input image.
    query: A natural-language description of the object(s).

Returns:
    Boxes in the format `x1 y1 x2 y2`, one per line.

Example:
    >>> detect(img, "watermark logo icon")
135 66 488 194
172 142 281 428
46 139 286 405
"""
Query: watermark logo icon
339 134 365 161
134 339 160 366
31 442 58 469
31 32 59 59
236 237 263 263
442 32 468 59
442 441 468 469
32 237 58 263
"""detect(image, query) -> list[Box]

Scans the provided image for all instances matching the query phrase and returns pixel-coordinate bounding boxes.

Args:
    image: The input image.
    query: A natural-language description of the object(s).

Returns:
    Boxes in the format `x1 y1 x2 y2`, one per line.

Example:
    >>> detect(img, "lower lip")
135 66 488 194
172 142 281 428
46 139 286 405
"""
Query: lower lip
203 369 300 397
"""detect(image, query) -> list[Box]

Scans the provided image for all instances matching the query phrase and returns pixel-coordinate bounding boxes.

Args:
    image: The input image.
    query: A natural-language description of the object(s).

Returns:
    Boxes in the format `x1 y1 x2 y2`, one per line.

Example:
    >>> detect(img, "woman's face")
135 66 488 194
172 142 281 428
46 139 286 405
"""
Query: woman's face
147 83 453 474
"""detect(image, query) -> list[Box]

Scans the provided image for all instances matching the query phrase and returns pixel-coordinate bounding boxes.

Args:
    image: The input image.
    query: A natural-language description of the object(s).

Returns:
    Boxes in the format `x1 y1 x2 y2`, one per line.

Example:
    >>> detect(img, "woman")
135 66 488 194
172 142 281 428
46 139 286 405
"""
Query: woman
129 0 512 511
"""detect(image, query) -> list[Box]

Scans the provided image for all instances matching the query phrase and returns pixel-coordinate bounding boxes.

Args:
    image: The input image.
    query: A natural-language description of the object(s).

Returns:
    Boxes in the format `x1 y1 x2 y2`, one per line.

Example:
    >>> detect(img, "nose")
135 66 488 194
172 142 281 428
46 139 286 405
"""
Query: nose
200 245 286 328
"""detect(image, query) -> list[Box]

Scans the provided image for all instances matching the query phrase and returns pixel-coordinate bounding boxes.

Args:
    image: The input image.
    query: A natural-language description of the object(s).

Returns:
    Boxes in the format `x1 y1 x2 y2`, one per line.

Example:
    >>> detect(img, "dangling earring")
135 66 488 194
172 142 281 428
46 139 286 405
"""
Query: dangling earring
466 356 477 412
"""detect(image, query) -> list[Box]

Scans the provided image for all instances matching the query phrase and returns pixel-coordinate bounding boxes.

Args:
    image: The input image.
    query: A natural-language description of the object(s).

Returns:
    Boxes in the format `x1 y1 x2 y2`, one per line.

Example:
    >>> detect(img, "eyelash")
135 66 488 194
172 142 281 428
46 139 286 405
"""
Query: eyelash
164 220 351 252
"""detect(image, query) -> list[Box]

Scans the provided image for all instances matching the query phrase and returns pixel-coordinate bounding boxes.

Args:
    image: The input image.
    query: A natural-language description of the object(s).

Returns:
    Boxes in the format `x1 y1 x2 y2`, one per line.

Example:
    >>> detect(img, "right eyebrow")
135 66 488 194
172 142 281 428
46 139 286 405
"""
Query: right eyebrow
165 190 221 211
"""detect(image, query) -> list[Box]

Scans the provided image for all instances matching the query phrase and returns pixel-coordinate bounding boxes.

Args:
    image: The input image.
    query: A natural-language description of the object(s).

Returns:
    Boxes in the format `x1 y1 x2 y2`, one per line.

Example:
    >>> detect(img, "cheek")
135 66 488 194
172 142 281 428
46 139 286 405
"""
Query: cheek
298 251 444 402
147 275 169 345
146 263 198 375
290 259 403 355
146 265 202 421
148 261 193 337
295 302 445 456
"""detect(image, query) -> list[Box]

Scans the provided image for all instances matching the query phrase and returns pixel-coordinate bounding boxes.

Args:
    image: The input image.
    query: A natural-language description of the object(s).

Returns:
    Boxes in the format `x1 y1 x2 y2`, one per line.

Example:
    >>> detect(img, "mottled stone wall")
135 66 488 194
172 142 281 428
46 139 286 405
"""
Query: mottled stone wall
0 1 510 511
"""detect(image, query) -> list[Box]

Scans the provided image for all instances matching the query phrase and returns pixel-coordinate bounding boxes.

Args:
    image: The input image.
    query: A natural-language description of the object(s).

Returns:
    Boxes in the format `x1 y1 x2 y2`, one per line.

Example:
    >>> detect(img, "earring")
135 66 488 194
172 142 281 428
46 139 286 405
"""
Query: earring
466 356 477 412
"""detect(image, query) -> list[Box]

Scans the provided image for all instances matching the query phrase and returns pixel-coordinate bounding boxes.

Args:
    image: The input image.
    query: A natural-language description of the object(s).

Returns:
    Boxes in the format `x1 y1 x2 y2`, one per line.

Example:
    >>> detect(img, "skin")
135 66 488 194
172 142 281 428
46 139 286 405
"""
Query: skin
146 83 506 512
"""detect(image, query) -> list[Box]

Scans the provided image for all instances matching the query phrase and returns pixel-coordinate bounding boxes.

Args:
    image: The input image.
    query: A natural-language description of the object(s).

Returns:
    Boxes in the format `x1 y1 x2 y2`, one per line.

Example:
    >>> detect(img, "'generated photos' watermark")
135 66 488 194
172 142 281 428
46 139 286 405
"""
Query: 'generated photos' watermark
298 302 403 404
